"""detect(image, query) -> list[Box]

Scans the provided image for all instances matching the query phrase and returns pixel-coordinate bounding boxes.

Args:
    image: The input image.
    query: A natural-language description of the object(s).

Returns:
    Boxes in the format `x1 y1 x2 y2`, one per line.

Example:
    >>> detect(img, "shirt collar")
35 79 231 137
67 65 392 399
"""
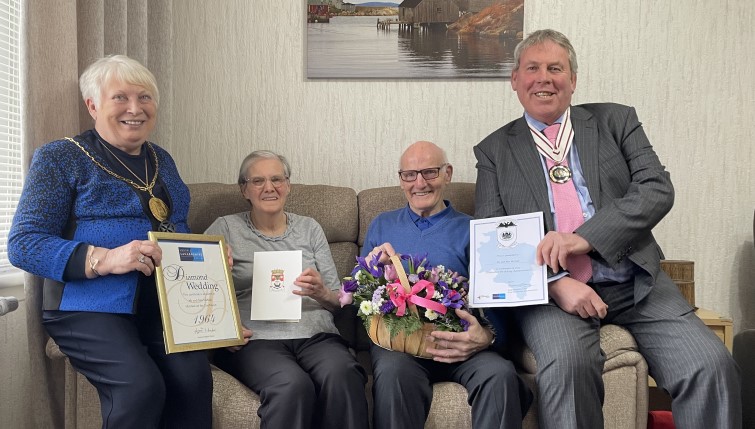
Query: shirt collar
407 200 452 227
524 110 567 132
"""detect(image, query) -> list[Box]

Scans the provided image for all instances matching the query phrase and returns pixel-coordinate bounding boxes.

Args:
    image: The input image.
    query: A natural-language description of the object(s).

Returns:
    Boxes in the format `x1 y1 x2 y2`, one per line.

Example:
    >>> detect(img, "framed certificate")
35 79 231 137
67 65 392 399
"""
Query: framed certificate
149 232 245 353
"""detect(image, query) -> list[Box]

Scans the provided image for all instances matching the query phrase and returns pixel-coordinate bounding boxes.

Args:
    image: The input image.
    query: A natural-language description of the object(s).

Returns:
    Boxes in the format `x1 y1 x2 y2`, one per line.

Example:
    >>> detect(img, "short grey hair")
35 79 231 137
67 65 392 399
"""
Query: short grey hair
79 55 160 107
237 150 292 187
513 29 578 74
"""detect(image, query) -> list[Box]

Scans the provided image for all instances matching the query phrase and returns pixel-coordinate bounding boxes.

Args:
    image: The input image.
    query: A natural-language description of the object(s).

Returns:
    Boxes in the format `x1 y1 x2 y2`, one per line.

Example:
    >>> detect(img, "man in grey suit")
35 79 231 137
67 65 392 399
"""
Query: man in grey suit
474 29 741 429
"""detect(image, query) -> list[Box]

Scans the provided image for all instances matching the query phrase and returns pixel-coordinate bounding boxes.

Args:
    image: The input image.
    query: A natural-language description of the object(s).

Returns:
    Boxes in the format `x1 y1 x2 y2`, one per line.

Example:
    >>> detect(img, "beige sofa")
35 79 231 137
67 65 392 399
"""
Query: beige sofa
47 182 649 429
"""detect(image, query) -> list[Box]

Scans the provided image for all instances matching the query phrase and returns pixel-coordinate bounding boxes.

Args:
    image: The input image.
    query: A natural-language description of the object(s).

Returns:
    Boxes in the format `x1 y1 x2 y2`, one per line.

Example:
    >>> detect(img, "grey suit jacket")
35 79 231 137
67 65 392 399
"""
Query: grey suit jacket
474 103 683 309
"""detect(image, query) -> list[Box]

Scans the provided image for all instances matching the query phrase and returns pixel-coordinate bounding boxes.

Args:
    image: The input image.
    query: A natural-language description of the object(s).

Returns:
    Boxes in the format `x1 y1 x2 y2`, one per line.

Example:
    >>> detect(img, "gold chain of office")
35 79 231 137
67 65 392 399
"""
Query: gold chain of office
64 137 169 221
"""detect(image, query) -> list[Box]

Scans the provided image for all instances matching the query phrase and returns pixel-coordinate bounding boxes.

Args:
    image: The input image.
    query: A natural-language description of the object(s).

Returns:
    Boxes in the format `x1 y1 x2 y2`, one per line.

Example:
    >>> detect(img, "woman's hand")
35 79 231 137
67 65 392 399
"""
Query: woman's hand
367 242 397 264
89 240 162 277
294 268 339 310
225 244 234 268
226 328 253 352
425 309 494 363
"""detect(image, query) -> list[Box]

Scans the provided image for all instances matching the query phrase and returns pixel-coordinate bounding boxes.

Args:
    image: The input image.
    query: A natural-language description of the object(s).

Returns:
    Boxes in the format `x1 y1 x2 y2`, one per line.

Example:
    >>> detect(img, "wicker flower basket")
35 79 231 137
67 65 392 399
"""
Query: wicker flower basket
366 254 436 359
368 315 435 358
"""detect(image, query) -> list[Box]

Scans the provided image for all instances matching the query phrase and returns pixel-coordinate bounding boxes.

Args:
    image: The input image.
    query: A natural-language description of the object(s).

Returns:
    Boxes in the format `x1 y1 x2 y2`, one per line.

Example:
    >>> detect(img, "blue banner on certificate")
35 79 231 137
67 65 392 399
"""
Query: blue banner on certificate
469 212 548 308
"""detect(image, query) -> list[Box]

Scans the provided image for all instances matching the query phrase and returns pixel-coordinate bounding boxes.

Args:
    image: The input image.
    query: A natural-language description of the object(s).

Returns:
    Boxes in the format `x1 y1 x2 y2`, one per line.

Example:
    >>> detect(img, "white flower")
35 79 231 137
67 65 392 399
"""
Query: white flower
433 290 442 300
360 300 373 316
425 309 439 321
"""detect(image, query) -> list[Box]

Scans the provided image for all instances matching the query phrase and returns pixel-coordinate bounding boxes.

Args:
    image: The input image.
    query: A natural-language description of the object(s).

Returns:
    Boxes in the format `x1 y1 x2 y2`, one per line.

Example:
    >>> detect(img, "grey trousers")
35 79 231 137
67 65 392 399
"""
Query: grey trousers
214 332 369 429
510 275 741 429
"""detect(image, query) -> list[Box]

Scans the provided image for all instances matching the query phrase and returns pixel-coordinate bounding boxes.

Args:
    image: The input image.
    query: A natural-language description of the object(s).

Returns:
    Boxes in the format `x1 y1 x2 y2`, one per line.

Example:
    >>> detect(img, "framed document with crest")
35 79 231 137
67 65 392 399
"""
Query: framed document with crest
148 232 245 353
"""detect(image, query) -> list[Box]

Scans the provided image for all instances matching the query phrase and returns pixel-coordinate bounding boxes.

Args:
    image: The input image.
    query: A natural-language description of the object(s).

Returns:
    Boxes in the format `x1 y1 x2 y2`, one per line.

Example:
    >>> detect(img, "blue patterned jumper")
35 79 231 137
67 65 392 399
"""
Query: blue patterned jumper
360 202 471 278
8 130 190 313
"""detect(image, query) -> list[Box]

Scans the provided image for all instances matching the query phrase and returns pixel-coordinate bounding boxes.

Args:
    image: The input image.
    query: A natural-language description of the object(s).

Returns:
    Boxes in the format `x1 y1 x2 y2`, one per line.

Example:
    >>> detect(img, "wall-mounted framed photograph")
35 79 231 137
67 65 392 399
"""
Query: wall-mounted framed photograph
148 232 245 354
306 0 524 79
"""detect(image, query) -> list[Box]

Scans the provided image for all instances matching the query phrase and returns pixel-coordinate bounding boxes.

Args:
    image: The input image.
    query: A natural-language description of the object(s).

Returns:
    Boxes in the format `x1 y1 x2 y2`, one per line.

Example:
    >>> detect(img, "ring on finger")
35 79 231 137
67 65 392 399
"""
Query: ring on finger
138 254 146 264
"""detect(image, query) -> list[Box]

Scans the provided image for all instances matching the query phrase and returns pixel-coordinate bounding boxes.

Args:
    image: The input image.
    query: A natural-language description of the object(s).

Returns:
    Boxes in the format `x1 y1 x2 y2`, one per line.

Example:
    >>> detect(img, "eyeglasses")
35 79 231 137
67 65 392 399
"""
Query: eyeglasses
398 164 448 182
244 175 289 188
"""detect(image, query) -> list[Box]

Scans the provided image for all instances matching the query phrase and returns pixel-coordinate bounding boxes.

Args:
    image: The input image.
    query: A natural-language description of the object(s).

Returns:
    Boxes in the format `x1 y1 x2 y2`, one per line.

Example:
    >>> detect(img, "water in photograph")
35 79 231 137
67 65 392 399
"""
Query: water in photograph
307 16 516 79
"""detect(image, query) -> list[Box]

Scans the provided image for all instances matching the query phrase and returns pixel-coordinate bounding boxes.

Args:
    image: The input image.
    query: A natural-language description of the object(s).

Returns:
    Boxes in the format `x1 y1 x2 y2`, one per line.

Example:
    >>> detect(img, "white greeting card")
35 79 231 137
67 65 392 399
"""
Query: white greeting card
251 250 303 321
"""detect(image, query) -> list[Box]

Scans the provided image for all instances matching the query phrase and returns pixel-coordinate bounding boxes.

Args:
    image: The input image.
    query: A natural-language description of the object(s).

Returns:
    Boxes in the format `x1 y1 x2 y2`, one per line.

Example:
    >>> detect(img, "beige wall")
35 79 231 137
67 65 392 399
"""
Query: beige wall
166 1 755 330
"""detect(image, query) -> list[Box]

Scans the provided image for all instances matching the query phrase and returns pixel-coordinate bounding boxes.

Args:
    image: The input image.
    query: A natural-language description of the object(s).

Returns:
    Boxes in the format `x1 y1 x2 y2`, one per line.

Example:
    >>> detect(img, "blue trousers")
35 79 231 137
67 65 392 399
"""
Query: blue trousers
43 284 212 429
370 345 532 429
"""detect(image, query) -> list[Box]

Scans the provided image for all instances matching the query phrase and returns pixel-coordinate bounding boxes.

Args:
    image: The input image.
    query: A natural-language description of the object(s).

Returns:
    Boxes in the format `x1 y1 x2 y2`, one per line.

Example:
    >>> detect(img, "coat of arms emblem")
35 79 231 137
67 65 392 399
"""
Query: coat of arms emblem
497 221 517 248
270 269 285 291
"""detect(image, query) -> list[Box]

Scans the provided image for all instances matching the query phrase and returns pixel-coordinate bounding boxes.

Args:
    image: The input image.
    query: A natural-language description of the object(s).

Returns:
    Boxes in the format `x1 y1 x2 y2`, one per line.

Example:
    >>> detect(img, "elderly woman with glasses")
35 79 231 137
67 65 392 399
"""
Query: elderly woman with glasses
204 150 368 429
8 55 212 428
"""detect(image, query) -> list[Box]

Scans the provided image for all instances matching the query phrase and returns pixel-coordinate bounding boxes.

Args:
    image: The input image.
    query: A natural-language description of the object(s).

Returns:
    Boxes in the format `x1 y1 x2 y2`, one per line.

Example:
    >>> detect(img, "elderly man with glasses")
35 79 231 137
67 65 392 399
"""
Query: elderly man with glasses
361 141 532 429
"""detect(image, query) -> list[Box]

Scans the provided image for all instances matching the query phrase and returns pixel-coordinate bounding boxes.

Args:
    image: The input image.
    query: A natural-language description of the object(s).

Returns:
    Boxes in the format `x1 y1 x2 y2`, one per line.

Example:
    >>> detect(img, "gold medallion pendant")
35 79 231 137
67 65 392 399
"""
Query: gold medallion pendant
149 197 169 222
548 164 572 184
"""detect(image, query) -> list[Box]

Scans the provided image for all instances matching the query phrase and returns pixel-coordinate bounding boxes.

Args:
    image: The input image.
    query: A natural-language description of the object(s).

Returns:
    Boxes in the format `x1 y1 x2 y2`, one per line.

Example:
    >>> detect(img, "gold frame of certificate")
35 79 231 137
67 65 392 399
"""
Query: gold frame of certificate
148 232 245 354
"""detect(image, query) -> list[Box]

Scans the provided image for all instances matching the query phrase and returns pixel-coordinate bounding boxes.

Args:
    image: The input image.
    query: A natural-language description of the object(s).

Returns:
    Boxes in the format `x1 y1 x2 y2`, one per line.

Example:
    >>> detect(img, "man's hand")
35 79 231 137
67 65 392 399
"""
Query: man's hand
549 276 608 319
366 242 397 264
537 231 592 273
425 309 493 363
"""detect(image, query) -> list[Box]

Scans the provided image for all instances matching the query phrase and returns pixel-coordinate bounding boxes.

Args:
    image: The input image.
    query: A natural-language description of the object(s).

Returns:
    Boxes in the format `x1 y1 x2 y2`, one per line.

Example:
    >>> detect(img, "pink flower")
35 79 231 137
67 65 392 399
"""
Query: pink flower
428 266 441 283
384 264 398 282
338 287 354 307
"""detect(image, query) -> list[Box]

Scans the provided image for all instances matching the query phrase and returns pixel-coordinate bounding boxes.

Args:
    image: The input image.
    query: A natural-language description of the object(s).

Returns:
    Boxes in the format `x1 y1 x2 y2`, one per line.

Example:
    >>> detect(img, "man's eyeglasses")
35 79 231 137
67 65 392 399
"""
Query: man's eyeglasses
398 164 448 182
244 176 289 188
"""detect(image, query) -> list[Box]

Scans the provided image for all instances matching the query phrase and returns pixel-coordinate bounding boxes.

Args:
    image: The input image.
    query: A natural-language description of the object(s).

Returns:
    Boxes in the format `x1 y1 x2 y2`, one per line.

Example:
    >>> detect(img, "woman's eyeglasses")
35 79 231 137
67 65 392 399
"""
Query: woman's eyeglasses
398 164 447 182
244 176 289 188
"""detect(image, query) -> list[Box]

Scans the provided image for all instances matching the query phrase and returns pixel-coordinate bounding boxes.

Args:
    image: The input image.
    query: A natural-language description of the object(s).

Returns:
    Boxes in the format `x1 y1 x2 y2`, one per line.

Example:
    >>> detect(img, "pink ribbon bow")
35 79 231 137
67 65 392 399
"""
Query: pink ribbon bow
388 279 448 317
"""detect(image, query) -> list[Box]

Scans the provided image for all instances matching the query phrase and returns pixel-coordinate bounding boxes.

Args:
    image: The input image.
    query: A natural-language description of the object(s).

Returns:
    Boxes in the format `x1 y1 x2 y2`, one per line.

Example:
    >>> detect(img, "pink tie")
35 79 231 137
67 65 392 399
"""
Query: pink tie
543 124 592 283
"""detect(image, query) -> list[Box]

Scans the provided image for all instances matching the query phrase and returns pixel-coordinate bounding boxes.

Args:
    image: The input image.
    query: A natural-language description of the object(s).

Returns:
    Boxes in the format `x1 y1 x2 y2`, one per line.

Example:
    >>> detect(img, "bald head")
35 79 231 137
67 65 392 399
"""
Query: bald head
400 141 448 170
398 141 452 217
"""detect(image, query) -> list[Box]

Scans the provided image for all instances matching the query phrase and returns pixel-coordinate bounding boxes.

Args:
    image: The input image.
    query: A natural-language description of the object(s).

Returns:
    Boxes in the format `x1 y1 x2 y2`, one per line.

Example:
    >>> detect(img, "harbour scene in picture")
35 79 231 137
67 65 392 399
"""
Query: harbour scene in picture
306 0 524 79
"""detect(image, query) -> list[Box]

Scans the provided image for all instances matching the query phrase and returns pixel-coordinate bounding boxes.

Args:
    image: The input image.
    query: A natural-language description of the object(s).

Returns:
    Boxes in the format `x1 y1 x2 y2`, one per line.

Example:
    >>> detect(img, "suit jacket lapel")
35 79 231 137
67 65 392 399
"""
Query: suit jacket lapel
507 118 555 231
570 106 602 209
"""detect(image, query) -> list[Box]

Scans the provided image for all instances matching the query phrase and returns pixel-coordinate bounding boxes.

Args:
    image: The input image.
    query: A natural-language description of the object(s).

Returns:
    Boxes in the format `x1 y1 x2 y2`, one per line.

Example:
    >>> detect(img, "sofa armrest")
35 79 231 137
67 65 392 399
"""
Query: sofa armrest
511 323 640 374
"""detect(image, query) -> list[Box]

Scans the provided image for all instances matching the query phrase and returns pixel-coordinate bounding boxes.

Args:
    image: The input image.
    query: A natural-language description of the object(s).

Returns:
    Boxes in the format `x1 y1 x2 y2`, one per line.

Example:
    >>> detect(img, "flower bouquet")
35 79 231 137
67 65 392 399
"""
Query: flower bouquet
338 252 470 358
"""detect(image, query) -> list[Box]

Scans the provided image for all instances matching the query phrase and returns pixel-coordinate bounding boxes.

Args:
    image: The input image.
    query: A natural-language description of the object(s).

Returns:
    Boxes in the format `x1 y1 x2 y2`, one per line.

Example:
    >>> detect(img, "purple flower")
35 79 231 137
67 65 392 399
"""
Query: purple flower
342 278 359 293
354 252 384 278
379 301 396 314
441 289 463 309
460 318 470 331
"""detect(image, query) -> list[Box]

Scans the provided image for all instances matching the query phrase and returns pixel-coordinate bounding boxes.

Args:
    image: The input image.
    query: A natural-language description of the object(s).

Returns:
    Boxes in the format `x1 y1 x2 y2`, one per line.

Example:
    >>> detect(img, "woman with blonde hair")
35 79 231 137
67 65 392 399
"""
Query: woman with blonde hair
9 55 212 428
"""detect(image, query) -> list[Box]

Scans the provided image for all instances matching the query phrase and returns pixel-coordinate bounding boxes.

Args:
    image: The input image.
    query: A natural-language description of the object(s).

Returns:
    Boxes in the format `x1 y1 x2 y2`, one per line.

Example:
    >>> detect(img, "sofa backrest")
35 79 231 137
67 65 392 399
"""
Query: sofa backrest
187 183 359 279
356 182 476 247
187 181 476 278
